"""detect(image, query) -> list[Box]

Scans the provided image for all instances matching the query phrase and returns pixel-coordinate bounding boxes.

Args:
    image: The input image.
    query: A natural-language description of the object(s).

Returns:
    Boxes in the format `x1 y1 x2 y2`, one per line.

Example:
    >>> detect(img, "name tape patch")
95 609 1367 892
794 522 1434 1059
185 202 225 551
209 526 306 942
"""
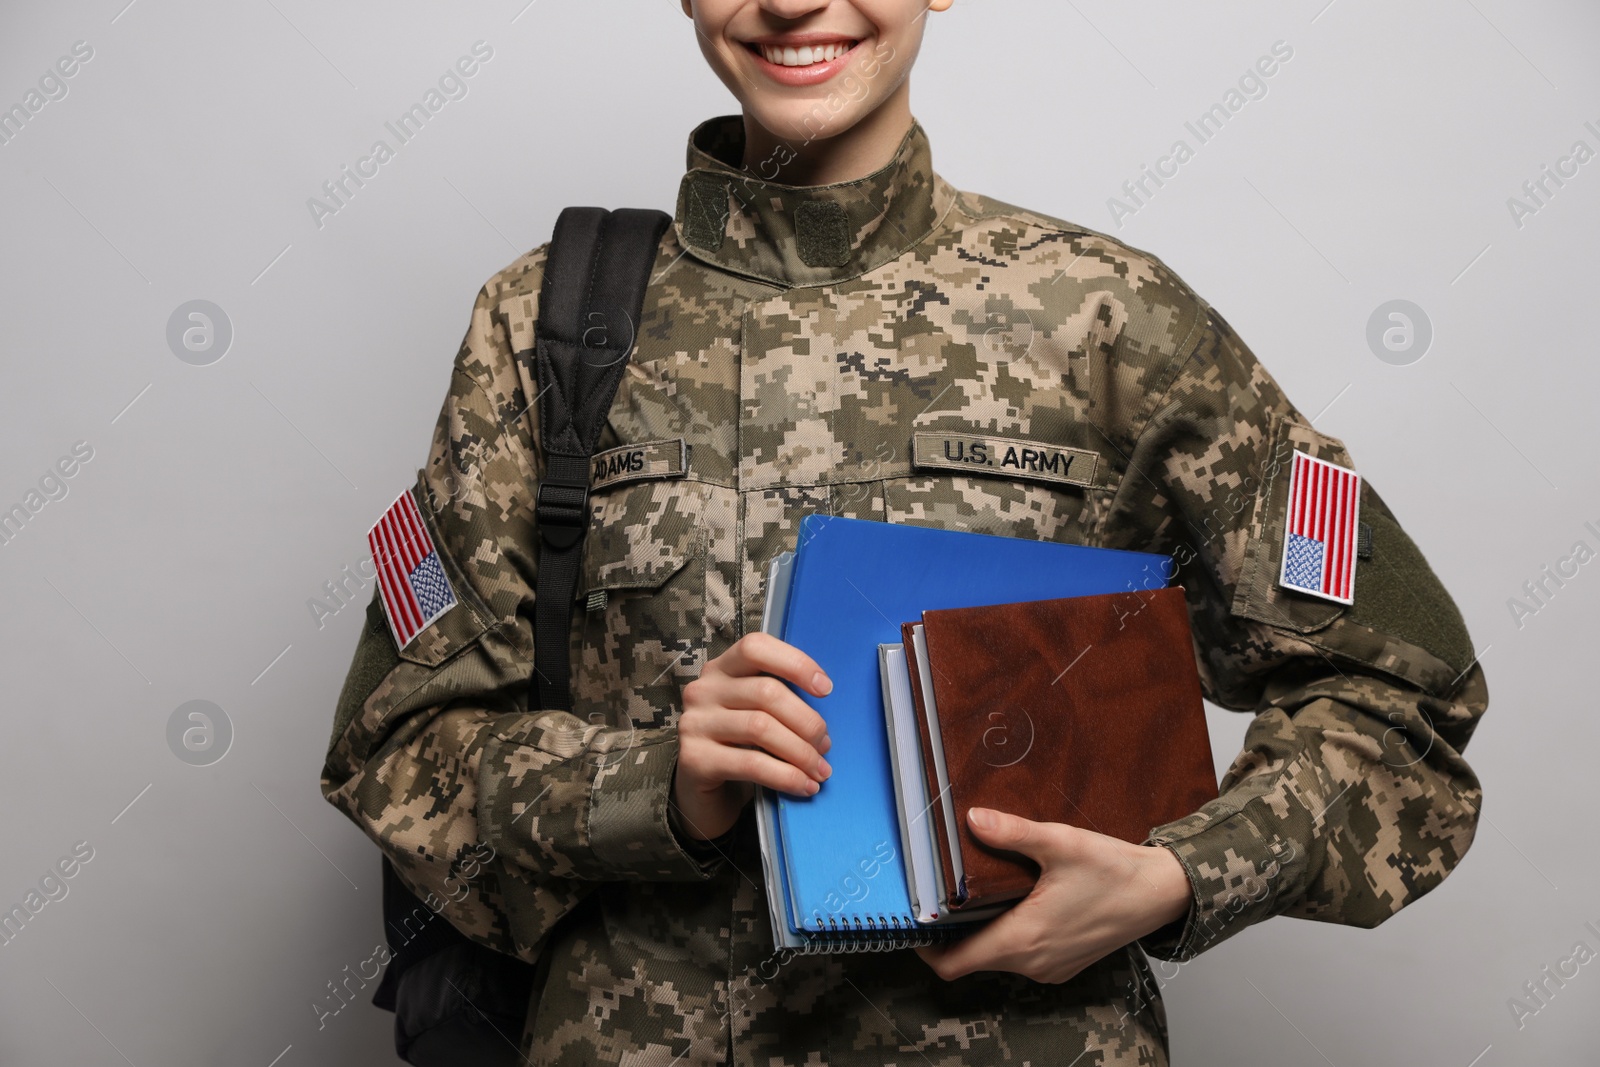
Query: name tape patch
911 431 1099 489
589 438 688 491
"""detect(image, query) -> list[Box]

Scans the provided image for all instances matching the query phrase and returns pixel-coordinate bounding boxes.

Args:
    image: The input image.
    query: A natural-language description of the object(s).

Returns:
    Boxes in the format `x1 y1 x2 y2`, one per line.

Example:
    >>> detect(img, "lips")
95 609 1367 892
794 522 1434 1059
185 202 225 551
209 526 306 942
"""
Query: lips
753 40 858 67
741 36 864 87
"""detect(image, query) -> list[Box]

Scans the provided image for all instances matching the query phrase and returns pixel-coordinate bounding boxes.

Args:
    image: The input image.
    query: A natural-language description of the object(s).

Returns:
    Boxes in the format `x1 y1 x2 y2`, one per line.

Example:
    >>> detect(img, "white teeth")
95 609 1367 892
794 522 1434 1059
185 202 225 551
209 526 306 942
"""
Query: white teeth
761 41 855 67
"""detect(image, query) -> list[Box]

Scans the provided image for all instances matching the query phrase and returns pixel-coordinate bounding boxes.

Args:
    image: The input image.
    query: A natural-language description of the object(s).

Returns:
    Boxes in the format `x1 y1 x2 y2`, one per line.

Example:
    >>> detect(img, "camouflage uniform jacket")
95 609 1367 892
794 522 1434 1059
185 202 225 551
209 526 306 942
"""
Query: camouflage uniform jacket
320 115 1488 1066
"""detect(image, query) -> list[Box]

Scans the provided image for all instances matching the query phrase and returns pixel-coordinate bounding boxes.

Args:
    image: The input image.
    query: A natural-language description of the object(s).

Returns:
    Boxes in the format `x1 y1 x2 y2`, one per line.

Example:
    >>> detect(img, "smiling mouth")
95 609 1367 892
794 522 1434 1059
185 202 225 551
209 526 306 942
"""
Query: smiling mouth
745 40 859 68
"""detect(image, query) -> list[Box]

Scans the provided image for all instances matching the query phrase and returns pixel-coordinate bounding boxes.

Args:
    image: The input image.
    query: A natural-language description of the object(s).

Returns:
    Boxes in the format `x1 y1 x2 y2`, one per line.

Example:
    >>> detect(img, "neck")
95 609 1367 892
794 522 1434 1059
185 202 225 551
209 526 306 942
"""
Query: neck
741 81 915 187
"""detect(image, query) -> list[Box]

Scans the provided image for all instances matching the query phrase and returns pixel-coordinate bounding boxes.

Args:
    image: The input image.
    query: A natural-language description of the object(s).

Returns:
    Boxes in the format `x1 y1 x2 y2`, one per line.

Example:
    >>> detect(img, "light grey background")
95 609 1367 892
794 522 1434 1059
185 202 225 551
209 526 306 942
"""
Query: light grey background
1 1 1594 1064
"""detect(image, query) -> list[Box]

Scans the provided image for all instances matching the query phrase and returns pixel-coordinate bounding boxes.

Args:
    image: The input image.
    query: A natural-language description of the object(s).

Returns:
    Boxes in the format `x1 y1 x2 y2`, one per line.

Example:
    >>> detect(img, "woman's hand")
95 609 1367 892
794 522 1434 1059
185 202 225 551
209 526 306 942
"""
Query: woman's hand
915 808 1193 984
671 632 834 842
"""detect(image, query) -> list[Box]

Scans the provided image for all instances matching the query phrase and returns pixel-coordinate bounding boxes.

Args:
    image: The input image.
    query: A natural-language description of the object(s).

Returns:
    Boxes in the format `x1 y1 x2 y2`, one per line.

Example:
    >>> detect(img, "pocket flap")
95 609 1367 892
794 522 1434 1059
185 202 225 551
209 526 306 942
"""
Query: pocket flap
578 479 702 595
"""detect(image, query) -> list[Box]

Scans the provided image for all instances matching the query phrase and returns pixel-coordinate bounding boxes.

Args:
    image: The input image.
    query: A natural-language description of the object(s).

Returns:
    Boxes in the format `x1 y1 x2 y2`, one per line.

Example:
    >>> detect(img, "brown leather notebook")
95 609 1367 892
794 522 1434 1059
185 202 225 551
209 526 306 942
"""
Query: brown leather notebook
909 586 1217 911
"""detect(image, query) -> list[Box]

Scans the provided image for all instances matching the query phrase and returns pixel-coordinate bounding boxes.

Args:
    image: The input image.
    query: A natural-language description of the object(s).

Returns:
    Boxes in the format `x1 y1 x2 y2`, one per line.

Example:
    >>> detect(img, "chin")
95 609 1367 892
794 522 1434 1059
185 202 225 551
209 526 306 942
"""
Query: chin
745 98 873 148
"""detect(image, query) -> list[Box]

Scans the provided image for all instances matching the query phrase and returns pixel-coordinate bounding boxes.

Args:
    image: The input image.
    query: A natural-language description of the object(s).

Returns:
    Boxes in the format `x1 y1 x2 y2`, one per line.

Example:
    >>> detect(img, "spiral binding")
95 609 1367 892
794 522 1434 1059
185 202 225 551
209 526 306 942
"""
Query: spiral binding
796 913 968 954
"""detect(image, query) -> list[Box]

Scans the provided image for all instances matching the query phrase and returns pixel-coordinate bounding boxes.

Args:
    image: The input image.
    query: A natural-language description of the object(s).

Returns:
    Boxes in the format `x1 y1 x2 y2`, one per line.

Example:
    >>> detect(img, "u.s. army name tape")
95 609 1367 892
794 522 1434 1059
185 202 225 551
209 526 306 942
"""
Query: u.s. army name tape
911 431 1099 489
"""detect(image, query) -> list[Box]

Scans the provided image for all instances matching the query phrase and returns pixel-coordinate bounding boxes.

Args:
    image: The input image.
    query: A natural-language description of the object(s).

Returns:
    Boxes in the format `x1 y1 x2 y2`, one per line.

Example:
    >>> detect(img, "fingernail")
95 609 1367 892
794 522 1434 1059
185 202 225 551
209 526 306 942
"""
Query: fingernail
813 672 832 695
967 808 993 831
806 779 821 795
819 733 833 755
817 759 832 780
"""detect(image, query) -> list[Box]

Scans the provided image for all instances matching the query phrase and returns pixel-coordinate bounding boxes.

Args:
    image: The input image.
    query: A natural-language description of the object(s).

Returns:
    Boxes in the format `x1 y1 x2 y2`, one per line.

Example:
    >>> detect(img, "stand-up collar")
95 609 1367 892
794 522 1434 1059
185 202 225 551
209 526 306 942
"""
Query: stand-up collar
673 114 951 288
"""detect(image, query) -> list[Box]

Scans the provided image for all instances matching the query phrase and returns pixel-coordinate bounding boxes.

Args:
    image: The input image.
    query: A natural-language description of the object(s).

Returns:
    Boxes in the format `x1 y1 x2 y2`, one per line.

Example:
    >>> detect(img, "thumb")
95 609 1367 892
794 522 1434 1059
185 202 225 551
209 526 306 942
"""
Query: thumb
965 807 1070 866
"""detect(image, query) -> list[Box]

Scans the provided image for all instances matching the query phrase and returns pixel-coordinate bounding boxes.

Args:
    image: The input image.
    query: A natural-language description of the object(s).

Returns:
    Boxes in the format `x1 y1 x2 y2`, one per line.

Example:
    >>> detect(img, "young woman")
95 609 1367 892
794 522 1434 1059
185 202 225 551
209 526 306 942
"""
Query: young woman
323 2 1489 1063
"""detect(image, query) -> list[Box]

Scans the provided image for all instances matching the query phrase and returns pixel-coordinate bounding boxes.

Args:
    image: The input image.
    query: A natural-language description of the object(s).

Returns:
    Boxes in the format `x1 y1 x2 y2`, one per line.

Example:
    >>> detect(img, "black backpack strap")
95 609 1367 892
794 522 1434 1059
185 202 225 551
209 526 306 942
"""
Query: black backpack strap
373 206 669 1067
532 206 671 712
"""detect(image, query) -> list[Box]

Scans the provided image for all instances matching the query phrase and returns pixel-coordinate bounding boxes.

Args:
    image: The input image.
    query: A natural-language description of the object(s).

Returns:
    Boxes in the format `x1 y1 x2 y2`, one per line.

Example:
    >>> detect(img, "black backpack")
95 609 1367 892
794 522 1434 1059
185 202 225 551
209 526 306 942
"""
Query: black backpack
370 206 673 1065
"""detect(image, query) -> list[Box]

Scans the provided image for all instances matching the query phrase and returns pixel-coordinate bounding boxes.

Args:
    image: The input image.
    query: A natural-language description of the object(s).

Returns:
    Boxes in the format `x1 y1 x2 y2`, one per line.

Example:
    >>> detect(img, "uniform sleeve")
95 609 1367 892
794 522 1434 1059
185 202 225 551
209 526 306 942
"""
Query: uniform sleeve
1109 305 1488 963
319 280 722 962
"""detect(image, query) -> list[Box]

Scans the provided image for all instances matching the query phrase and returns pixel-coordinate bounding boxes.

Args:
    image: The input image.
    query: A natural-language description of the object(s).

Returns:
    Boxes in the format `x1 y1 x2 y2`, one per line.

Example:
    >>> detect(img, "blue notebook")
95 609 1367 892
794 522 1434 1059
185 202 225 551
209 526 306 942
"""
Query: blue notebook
757 514 1170 951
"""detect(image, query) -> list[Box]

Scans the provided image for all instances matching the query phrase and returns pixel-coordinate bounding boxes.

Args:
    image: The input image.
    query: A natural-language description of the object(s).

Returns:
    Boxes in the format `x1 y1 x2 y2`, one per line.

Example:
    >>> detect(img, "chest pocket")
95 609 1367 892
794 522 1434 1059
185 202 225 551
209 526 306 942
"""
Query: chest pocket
880 429 1107 545
567 473 707 730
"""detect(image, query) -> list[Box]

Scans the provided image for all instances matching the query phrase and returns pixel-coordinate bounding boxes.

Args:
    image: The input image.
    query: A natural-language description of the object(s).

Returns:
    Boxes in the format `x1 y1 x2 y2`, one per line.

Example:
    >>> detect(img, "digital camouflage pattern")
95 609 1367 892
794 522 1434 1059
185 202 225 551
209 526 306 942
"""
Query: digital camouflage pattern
321 115 1487 1065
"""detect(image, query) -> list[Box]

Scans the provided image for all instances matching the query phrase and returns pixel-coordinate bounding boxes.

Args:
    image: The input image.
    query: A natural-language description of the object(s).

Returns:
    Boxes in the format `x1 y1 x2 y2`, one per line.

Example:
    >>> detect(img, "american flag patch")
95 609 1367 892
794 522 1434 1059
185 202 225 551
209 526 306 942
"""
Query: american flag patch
367 489 458 649
1278 450 1361 605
